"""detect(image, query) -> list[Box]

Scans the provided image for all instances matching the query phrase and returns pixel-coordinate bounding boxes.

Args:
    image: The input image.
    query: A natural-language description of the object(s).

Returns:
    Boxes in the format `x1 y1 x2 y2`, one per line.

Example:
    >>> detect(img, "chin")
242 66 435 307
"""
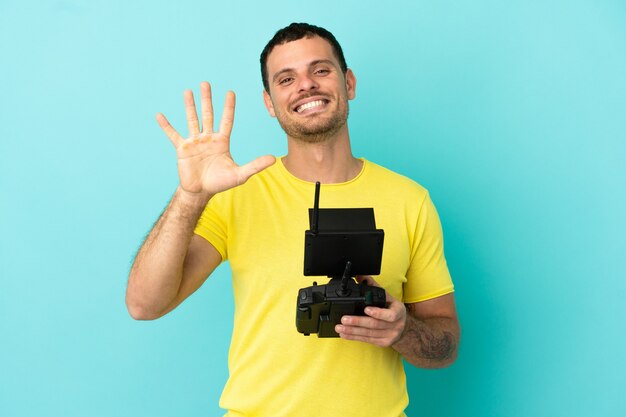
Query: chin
279 109 349 143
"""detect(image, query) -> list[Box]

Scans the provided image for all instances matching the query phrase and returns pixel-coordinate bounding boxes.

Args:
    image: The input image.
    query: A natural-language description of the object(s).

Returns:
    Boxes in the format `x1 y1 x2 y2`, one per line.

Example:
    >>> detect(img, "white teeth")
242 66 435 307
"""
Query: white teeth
296 100 325 113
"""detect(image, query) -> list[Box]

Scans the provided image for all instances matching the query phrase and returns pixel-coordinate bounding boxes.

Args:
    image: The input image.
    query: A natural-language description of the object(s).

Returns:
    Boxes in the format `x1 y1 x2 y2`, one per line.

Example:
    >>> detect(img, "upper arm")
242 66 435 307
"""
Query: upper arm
160 234 223 316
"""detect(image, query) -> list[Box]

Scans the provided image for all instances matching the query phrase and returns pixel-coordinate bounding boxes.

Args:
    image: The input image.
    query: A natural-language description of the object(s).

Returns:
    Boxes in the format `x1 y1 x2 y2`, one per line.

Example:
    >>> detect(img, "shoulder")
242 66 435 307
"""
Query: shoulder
363 160 430 202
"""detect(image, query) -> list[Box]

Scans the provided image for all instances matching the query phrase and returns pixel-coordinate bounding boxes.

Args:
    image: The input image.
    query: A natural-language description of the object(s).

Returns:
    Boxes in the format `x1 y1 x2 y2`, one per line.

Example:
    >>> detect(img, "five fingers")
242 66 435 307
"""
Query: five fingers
157 82 235 146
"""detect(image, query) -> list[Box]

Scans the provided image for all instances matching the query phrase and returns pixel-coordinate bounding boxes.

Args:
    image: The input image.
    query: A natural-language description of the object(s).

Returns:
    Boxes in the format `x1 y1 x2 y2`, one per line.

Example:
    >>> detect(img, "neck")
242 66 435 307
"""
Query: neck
283 128 362 183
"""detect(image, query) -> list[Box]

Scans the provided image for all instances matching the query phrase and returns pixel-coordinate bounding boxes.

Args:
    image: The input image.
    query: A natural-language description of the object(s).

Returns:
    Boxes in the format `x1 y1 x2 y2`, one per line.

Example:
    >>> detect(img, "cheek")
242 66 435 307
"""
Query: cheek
271 93 287 110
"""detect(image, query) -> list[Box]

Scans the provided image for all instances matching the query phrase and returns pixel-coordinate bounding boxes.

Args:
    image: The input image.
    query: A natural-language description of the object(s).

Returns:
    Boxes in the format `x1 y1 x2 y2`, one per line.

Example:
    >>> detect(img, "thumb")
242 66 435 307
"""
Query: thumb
357 275 396 305
356 275 379 287
237 155 276 184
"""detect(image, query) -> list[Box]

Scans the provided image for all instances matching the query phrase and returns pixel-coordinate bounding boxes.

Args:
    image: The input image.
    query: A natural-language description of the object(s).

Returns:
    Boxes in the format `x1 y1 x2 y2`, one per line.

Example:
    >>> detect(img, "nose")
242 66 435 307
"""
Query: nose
297 74 318 93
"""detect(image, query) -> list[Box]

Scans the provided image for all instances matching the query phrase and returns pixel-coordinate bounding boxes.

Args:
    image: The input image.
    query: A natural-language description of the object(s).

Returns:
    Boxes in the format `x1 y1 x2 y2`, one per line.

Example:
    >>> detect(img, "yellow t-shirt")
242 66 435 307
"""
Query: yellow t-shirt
195 158 454 417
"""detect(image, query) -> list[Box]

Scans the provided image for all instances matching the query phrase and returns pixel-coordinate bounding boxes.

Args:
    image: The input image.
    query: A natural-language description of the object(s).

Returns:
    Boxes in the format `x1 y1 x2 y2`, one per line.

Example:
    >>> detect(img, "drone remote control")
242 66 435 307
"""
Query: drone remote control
295 182 386 337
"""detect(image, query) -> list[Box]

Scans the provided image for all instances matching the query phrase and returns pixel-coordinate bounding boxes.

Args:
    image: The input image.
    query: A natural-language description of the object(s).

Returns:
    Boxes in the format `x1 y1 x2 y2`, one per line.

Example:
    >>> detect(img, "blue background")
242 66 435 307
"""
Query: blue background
1 1 625 416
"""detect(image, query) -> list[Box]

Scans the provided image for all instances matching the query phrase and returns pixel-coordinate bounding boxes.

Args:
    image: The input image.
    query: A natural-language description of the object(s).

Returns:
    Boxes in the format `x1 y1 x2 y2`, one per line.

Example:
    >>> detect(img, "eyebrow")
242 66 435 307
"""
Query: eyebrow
272 59 337 83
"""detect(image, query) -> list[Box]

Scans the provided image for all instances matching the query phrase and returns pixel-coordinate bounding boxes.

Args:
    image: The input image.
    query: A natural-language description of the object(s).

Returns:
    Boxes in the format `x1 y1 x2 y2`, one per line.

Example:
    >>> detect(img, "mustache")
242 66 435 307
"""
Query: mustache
290 93 330 108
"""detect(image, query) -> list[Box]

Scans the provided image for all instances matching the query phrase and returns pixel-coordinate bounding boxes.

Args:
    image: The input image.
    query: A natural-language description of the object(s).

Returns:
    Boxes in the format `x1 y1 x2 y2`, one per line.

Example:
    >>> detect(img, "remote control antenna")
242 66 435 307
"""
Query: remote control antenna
312 181 321 235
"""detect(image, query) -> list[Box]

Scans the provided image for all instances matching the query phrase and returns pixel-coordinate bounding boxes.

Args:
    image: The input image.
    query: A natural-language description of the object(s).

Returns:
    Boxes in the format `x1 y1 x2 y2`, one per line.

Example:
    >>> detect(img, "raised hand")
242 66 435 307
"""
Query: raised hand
156 82 275 197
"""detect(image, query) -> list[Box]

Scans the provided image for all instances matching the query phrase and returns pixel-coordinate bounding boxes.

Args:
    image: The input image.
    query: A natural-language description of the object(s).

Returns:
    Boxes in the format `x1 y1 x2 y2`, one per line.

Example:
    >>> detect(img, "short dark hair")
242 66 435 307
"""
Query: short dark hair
260 23 348 92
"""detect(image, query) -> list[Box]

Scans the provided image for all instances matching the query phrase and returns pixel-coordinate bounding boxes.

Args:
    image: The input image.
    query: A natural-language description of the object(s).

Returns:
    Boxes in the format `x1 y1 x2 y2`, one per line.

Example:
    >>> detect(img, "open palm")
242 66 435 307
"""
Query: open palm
157 82 275 196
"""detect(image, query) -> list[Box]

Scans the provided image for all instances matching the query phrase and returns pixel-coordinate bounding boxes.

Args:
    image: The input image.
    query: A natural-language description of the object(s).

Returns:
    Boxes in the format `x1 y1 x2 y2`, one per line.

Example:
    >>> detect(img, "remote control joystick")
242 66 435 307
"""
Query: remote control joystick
295 182 386 338
337 261 352 297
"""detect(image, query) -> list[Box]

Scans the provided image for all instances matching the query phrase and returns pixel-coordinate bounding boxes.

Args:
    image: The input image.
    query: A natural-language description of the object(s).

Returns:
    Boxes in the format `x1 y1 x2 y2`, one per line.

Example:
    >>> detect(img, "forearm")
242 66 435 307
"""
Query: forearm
126 187 211 319
392 314 460 369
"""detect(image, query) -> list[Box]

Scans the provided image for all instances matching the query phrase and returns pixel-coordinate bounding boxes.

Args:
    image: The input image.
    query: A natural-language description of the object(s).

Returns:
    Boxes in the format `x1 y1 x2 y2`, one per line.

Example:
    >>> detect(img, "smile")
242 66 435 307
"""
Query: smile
295 99 328 113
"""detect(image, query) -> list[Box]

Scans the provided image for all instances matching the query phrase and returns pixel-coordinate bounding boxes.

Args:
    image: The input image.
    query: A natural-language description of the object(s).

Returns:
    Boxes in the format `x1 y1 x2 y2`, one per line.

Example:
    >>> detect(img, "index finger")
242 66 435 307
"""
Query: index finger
365 300 402 323
218 91 236 137
156 113 184 148
341 314 388 329
364 297 405 322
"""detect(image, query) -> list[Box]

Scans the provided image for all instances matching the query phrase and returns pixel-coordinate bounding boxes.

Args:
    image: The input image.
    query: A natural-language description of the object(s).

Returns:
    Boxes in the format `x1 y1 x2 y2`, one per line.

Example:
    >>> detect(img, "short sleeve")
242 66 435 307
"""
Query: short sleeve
194 195 229 261
403 193 454 303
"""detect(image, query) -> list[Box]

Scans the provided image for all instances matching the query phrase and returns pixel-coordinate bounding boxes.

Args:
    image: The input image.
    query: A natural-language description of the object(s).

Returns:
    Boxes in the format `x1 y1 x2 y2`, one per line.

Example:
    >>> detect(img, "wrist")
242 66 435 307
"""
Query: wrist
391 310 411 350
176 186 213 208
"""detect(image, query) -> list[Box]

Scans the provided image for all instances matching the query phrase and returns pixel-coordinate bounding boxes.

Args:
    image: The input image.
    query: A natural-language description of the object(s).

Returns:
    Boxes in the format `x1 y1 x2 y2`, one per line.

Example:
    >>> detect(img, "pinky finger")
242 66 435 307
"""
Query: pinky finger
156 113 183 148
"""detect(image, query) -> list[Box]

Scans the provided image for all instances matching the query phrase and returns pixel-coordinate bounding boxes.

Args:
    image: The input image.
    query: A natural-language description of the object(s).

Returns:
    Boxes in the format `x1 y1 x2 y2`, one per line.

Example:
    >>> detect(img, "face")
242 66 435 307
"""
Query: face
263 36 356 143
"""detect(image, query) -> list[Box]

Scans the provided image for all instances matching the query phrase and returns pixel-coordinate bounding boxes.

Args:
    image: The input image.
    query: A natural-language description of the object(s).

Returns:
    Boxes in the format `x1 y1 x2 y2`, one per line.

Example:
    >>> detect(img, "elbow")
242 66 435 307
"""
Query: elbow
126 302 160 321
433 347 459 369
126 272 168 321
125 292 165 321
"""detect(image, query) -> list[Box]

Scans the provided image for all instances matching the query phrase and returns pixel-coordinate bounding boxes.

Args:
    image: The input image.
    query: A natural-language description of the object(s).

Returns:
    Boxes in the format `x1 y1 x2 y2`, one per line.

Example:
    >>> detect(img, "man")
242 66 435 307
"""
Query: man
127 23 460 417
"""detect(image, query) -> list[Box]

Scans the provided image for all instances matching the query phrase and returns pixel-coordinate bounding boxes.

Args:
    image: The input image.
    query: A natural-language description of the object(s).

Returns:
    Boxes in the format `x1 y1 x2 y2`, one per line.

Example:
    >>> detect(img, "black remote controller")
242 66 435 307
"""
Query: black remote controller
296 263 387 337
295 182 386 338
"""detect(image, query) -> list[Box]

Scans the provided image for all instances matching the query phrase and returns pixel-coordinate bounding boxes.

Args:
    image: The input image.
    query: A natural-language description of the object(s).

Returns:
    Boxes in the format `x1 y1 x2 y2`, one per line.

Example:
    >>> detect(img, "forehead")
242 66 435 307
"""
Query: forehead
266 36 340 76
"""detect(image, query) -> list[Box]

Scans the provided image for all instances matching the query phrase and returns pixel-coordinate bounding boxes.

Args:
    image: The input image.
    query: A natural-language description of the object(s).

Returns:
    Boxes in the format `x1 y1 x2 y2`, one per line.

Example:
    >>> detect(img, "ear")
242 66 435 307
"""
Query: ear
263 89 276 117
345 68 356 100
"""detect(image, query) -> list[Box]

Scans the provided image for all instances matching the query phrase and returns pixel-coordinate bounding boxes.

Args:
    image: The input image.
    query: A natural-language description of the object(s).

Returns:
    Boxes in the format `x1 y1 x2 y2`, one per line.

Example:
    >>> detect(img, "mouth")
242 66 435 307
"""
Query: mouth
293 98 329 114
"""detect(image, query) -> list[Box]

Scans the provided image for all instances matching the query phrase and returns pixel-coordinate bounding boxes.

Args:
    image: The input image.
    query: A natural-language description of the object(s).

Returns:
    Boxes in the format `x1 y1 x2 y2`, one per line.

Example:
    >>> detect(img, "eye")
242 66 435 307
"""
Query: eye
314 68 330 76
278 77 294 85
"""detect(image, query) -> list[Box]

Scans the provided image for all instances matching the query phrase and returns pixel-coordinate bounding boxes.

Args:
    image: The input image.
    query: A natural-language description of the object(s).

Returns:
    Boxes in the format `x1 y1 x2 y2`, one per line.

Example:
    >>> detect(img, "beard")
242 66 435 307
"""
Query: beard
275 97 350 144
